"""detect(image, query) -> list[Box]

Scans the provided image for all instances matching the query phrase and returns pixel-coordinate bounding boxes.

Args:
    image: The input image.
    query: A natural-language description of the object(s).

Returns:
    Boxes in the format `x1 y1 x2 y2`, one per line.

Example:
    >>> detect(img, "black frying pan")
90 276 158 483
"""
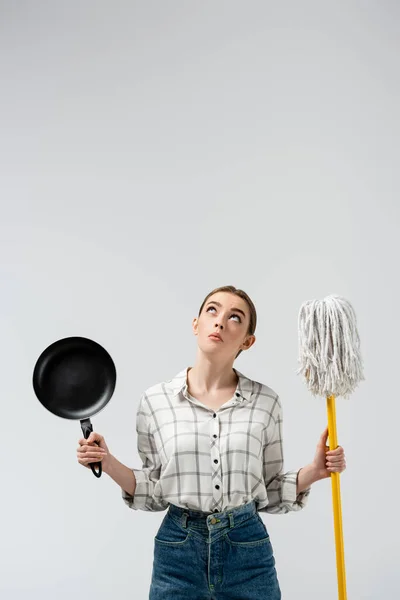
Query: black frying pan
33 336 117 478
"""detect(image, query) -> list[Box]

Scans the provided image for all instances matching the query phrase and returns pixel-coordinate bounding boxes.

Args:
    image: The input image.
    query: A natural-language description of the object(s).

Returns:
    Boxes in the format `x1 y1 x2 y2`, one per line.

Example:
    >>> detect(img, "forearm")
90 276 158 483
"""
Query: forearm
103 454 136 496
297 462 328 494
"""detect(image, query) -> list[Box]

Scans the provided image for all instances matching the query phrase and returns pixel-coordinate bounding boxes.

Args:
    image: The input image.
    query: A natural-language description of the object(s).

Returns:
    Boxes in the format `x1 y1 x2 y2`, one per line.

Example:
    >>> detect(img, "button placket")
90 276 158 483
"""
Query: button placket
211 411 222 510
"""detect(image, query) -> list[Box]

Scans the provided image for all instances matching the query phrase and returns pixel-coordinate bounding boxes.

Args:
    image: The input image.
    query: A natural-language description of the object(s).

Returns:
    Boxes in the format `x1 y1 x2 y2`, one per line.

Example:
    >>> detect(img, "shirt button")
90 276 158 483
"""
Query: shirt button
235 392 240 397
213 413 216 418
215 485 220 490
213 434 217 438
214 459 218 463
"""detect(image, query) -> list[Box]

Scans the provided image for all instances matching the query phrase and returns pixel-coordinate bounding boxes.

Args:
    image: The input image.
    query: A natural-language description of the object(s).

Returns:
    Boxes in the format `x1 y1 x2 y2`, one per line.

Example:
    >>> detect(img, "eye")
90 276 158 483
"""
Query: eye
206 306 242 323
231 313 242 323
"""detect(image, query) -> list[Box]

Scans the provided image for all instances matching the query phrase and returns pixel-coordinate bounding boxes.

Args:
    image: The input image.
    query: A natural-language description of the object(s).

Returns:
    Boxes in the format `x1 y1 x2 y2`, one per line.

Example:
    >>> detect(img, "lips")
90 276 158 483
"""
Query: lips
209 334 223 341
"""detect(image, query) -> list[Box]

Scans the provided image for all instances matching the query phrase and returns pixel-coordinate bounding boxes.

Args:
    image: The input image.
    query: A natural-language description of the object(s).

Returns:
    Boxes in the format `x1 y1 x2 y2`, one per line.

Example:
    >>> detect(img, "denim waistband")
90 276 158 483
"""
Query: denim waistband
167 500 257 530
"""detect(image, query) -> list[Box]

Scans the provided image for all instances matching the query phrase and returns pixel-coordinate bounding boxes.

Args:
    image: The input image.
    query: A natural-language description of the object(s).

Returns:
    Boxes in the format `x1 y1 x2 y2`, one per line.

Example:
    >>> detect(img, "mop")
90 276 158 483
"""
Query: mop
296 295 365 600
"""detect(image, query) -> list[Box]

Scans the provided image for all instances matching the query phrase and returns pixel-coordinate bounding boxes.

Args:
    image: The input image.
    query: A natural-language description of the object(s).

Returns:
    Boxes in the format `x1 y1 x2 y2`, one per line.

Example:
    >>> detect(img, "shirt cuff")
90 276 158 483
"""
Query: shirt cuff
281 469 311 511
121 468 148 510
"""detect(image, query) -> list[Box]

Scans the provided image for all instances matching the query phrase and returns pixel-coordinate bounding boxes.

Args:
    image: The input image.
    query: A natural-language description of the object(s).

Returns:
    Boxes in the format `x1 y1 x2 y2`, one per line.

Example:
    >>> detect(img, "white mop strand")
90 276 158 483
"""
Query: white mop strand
296 295 365 399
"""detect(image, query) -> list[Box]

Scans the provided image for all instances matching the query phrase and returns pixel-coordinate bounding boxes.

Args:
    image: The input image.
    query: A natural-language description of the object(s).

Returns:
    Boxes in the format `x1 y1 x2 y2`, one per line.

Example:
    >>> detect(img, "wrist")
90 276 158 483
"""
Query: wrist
102 454 115 475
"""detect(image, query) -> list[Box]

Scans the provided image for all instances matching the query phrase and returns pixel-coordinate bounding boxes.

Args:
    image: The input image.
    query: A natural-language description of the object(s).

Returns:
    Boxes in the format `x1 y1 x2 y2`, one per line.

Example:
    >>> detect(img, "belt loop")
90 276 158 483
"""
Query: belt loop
228 513 234 528
181 512 188 528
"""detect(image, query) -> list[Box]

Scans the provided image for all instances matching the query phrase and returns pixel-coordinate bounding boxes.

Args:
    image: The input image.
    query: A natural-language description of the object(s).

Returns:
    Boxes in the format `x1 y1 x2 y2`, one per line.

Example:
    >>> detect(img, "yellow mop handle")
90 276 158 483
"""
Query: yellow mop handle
327 394 347 600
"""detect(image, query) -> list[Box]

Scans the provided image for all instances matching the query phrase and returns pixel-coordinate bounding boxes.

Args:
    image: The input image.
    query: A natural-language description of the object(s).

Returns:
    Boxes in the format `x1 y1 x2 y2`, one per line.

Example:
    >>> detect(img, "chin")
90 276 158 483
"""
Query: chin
199 341 224 352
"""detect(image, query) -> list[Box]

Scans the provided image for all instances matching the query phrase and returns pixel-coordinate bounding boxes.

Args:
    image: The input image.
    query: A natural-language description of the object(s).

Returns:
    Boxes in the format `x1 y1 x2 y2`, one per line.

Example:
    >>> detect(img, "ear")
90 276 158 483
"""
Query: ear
241 334 256 350
192 317 198 336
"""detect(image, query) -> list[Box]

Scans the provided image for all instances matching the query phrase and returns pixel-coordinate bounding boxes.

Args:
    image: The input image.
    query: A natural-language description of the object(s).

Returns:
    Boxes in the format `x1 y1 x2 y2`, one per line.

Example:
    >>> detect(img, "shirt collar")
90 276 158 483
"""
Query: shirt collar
170 366 254 404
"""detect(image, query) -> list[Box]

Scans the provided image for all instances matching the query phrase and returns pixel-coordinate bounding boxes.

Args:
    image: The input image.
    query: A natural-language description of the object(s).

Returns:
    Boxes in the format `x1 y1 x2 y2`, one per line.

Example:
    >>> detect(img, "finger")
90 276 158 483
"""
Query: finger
327 464 346 472
79 455 104 466
78 447 103 459
327 454 341 462
87 432 103 444
327 448 344 458
327 459 346 469
86 453 105 460
78 438 97 446
327 445 343 453
326 460 345 467
78 447 107 456
79 433 103 445
78 455 106 466
80 440 101 451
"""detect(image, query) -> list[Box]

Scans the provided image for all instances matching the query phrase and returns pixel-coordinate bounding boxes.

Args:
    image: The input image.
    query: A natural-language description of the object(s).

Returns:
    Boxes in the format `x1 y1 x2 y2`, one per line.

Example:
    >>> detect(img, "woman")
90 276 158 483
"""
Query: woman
77 285 346 599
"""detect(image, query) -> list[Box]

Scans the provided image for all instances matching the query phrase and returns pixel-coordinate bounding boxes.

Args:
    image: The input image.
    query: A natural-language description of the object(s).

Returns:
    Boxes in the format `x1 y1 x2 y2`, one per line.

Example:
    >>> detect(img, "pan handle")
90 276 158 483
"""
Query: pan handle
80 418 102 478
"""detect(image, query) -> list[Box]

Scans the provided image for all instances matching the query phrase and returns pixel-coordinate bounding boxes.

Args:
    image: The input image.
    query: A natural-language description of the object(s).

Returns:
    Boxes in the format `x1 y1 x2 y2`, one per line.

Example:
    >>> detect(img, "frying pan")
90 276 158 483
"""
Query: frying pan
33 336 117 478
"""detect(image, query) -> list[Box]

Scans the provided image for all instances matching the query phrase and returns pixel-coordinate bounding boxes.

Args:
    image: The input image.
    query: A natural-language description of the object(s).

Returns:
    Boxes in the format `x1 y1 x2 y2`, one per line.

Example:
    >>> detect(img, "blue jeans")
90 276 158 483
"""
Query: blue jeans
149 500 281 599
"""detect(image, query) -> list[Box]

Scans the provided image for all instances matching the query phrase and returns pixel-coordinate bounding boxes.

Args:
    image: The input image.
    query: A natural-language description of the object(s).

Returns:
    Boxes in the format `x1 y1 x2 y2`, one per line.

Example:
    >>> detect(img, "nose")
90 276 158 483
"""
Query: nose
215 324 223 330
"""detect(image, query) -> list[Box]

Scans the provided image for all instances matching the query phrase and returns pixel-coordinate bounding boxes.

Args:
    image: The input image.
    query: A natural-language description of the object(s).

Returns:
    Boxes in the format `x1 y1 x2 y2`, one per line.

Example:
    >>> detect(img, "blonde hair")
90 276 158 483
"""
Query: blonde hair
198 285 257 359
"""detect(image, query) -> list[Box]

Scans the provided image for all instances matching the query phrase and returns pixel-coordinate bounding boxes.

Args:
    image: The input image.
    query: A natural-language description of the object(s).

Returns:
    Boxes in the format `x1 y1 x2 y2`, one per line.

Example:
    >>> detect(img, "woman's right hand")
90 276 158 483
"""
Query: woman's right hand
77 431 111 471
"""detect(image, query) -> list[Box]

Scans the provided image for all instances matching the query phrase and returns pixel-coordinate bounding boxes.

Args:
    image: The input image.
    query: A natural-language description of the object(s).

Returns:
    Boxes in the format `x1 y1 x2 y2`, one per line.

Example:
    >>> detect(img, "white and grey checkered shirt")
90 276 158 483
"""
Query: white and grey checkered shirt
121 367 311 514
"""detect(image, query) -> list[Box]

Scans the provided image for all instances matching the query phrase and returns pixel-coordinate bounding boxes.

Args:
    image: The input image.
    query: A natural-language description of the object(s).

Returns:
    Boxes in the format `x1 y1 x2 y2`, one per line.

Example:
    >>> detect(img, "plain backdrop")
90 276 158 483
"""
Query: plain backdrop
1 1 399 598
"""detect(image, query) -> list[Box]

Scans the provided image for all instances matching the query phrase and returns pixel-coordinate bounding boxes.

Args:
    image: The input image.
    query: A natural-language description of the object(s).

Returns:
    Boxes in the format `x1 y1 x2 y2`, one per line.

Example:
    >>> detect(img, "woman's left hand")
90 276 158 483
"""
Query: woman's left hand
312 426 347 479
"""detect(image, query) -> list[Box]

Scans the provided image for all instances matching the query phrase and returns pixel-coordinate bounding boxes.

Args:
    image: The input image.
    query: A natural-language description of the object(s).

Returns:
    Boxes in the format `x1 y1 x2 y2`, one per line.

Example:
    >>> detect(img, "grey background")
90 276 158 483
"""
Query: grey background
1 1 398 598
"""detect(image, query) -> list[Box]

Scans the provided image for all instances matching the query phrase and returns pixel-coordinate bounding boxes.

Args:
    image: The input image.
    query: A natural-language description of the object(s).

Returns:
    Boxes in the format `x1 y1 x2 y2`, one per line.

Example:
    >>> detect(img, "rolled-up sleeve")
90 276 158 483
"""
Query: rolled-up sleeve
259 395 311 515
121 394 169 512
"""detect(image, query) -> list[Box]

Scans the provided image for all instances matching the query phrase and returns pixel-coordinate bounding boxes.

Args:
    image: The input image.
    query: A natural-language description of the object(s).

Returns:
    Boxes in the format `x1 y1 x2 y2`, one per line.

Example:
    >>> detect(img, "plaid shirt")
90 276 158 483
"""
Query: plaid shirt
122 367 311 514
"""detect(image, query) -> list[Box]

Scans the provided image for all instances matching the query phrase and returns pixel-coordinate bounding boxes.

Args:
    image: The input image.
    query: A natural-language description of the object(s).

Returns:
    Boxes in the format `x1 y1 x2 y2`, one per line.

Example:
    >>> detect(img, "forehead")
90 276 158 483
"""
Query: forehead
205 292 248 313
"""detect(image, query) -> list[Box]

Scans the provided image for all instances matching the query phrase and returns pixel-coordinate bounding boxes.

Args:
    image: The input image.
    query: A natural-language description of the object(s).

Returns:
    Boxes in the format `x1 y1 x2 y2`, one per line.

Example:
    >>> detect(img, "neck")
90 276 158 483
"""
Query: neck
187 352 238 394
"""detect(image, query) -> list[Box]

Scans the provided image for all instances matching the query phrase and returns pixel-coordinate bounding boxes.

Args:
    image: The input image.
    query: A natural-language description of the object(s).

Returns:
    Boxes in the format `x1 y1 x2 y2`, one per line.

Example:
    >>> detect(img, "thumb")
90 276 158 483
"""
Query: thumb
320 426 329 444
87 432 101 444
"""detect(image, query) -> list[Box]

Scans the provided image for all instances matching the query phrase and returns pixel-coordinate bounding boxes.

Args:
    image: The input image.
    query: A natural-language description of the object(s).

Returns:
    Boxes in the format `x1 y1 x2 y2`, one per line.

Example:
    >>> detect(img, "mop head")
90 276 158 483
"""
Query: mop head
296 294 365 399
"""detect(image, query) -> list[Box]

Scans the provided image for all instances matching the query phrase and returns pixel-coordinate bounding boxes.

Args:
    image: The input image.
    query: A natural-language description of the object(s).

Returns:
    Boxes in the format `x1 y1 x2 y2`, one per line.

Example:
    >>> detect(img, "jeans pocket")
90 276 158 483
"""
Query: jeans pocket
154 513 192 546
224 513 270 547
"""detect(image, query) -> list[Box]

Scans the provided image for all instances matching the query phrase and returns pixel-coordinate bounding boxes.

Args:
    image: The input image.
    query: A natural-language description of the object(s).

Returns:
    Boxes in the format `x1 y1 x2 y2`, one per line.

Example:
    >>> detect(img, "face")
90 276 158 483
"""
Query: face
192 292 256 359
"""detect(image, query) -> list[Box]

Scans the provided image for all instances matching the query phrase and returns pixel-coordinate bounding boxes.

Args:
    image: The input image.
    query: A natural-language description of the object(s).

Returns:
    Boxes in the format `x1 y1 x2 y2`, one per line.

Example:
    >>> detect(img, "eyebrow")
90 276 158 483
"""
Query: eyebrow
205 300 247 319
